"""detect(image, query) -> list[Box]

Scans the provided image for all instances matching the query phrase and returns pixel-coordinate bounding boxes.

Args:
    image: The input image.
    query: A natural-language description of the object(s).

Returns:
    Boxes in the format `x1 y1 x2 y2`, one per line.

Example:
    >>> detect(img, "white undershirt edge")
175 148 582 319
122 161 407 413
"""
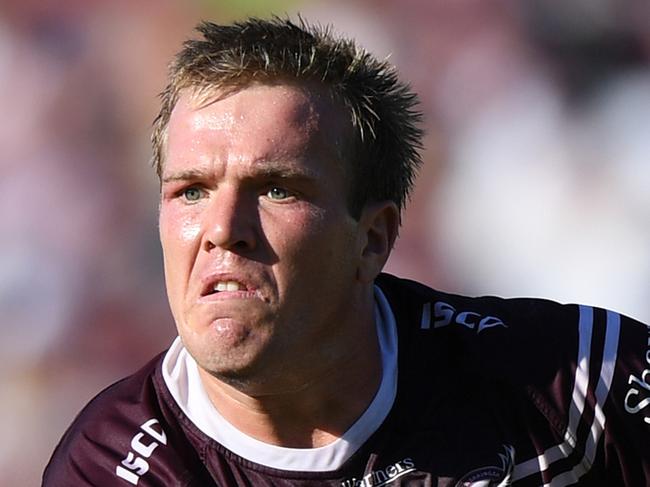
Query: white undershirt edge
161 285 398 472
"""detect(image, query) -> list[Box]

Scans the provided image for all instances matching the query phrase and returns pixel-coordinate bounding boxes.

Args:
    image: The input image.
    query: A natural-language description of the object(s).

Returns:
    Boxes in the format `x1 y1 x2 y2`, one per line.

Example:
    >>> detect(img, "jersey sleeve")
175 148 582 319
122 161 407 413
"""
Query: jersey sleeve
504 303 650 486
590 308 650 486
376 274 650 485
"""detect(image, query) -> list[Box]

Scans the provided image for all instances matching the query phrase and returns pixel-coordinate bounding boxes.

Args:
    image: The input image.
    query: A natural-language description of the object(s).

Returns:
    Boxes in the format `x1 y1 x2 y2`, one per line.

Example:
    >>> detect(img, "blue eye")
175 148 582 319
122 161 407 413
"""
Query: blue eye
266 187 290 200
182 187 202 202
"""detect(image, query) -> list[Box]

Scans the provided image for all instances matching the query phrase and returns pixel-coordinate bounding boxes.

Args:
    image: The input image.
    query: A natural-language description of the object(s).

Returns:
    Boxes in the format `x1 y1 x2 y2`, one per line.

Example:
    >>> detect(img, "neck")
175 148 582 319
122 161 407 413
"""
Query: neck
197 292 382 448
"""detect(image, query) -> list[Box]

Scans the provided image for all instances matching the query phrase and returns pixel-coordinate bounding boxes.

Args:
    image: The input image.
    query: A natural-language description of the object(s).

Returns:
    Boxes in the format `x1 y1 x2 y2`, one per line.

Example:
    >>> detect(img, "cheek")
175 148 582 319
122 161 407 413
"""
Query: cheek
268 208 359 271
180 218 202 242
160 207 202 251
265 207 326 249
159 209 202 289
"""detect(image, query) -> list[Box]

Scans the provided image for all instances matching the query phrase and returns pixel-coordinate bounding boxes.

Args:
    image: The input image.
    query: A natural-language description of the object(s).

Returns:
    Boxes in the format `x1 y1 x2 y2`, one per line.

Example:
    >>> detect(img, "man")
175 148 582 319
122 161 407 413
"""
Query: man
44 18 649 486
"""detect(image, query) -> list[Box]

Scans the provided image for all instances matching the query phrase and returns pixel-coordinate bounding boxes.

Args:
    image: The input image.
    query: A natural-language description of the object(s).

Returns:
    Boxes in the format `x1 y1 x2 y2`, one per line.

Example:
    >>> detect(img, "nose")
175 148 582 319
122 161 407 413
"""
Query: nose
202 187 257 253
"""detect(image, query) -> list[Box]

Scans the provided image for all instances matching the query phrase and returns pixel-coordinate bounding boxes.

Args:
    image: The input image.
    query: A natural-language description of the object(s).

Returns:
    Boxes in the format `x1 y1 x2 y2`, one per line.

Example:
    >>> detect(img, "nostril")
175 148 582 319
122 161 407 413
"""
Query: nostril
232 240 251 251
203 237 253 254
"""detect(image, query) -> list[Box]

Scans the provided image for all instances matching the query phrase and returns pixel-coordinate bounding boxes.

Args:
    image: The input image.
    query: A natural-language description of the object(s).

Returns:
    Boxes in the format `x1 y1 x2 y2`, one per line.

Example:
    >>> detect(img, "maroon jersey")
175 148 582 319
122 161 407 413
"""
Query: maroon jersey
43 273 650 486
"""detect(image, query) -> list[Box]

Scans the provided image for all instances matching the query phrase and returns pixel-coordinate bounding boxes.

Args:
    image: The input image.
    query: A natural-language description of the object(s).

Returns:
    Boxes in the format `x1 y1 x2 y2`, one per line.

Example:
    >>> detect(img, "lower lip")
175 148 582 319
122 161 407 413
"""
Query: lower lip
198 290 261 302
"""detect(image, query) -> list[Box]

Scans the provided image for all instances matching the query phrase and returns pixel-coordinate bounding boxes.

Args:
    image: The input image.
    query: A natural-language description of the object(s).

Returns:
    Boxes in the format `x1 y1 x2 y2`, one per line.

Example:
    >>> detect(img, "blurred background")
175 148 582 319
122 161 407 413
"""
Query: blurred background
1 0 649 484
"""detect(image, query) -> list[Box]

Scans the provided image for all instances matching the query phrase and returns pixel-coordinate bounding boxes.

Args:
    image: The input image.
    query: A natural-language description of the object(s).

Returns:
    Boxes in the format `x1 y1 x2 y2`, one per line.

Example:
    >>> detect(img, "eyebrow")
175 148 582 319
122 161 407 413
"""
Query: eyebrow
254 164 319 181
161 161 321 184
161 169 210 184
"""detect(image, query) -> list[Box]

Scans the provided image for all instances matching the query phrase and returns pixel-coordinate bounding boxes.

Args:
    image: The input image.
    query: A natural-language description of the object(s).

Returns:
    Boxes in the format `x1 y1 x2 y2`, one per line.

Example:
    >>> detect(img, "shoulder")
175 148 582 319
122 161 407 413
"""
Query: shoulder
377 271 647 373
43 352 207 486
376 271 580 346
378 273 650 484
376 272 648 411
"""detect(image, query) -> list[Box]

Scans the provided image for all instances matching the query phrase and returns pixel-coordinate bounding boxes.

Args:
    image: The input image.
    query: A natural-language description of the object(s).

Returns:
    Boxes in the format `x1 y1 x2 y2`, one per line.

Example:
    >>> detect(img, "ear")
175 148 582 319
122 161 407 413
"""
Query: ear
356 201 400 284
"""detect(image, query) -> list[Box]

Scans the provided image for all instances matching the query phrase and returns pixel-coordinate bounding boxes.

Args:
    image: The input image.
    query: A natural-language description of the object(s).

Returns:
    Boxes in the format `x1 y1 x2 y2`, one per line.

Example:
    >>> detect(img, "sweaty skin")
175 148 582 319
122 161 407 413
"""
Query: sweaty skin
158 83 399 447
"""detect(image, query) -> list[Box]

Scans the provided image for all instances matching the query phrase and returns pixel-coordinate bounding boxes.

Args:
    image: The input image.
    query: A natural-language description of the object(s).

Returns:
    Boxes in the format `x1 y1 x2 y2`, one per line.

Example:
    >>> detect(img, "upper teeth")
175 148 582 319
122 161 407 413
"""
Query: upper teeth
214 281 244 292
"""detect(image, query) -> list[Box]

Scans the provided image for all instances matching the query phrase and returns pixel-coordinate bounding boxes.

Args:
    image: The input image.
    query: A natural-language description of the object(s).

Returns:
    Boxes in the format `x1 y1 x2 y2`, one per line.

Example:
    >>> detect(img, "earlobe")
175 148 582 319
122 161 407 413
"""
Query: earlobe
357 201 400 283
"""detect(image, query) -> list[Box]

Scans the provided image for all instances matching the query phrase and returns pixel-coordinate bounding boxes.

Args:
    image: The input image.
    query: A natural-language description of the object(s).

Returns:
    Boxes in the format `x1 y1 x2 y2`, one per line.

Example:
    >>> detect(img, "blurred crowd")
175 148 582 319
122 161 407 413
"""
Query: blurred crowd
1 0 648 484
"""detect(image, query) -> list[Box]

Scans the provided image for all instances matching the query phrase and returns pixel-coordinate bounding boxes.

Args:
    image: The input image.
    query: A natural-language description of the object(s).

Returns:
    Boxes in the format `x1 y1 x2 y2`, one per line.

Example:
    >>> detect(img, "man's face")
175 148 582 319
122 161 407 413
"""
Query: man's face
159 84 368 390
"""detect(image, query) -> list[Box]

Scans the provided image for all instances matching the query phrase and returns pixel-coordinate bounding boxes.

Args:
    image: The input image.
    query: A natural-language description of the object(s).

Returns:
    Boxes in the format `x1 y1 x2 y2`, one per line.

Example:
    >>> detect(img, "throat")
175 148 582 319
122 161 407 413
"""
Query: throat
196 347 383 448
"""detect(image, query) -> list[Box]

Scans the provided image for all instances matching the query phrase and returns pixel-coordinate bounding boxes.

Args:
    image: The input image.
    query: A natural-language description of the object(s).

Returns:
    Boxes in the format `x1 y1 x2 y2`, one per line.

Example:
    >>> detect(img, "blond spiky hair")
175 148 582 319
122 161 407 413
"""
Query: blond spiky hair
152 17 423 218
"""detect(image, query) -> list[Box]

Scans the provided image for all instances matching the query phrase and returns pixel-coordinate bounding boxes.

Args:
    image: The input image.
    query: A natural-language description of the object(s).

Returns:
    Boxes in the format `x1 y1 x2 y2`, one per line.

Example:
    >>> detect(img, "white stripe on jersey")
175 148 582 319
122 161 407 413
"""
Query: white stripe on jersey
512 306 621 485
512 305 594 480
543 310 621 487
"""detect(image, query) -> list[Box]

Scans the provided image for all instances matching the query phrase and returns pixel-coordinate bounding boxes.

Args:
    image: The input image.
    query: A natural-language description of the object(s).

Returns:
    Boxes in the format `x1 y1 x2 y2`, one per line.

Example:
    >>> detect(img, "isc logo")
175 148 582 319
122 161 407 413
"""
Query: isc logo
420 301 506 333
116 418 167 485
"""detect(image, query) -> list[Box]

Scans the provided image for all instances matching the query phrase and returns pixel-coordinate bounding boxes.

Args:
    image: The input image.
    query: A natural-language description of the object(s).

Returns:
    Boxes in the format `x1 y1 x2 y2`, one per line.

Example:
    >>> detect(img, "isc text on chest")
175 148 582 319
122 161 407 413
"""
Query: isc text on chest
115 418 167 485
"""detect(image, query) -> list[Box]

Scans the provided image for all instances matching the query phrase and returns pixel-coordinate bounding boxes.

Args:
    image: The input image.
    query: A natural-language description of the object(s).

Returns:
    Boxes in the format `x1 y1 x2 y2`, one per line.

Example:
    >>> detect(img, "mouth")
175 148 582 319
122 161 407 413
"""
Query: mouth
200 277 257 298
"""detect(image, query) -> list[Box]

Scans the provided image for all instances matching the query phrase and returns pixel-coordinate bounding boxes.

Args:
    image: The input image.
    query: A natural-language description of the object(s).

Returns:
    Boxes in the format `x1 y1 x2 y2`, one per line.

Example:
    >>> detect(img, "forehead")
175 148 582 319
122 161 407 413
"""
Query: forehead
164 83 349 173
